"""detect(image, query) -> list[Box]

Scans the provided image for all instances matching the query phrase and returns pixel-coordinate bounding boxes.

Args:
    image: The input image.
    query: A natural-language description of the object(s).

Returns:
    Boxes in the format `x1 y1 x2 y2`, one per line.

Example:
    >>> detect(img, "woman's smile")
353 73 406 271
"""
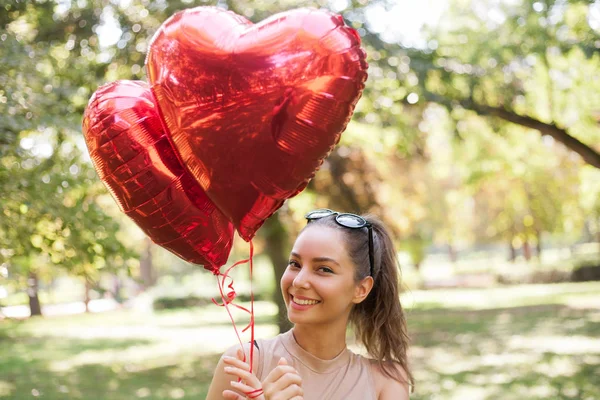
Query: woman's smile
290 294 322 310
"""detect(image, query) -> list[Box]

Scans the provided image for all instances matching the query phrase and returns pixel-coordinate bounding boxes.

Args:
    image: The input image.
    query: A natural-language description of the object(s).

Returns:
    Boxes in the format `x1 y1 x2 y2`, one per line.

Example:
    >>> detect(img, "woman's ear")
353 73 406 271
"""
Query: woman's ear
352 276 374 304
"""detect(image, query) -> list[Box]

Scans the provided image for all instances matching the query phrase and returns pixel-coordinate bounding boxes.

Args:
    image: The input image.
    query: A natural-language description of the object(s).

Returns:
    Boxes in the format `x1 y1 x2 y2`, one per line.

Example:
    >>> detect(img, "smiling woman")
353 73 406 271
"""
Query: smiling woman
206 210 413 400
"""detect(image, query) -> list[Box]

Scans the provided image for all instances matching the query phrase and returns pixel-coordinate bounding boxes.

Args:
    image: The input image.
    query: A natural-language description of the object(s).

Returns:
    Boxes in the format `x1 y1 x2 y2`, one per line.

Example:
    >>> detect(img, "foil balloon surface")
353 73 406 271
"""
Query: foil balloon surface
146 7 368 240
83 6 367 269
82 81 234 272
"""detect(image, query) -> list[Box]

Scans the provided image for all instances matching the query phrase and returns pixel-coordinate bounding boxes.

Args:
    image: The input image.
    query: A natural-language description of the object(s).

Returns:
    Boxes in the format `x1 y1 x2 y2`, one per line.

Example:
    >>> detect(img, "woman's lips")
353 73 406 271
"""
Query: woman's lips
290 294 321 310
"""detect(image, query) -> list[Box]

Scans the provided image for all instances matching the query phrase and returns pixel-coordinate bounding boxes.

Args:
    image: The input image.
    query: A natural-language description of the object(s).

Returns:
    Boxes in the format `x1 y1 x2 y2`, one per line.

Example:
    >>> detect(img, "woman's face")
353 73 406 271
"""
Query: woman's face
280 225 371 326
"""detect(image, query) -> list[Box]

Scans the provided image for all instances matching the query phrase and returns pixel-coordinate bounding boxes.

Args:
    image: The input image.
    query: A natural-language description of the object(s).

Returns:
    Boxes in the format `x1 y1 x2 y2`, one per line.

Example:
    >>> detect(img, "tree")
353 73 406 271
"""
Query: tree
357 0 600 169
0 1 136 315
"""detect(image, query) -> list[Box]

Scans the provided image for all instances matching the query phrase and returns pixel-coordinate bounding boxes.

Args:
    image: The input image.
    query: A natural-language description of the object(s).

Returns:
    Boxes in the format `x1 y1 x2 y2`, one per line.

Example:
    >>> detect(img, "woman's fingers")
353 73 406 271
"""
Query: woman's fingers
237 348 245 361
222 389 245 400
263 362 303 400
260 357 303 400
270 383 303 400
223 371 265 400
229 380 258 393
262 365 300 385
223 366 265 400
223 356 250 371
273 370 303 389
224 366 261 386
221 350 265 400
263 375 303 400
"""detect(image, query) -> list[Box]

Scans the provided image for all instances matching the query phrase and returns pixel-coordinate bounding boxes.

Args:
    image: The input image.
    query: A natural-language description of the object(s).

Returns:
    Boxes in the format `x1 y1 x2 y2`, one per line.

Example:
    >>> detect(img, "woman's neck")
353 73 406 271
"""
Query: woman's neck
291 322 348 360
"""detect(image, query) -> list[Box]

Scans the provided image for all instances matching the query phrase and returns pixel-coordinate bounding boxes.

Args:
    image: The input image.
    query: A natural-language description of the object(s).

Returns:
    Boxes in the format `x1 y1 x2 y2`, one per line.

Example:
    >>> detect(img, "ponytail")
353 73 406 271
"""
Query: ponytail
350 216 413 388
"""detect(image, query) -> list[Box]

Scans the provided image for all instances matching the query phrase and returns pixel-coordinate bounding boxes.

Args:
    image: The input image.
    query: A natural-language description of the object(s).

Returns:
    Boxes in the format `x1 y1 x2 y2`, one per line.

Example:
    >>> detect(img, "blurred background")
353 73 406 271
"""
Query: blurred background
1 0 600 399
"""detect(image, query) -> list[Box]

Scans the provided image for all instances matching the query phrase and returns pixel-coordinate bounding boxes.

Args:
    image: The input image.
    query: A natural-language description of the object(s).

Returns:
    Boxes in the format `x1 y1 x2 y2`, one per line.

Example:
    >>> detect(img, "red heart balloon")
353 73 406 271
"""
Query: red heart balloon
82 80 234 272
146 7 368 240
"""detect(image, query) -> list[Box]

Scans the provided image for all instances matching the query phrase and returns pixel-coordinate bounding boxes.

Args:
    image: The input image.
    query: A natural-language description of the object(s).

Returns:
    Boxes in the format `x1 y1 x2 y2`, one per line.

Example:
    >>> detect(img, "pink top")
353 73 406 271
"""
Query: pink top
254 330 377 400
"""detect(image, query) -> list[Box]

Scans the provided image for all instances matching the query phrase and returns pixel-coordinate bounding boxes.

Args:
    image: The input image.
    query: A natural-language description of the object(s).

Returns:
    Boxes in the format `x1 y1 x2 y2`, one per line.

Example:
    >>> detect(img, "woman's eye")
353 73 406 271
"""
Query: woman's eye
319 266 334 274
287 260 300 268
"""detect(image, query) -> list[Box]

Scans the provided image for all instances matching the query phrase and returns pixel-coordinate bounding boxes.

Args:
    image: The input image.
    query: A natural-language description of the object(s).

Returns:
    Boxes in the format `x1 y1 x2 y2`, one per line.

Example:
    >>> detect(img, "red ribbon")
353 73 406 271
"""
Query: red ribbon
247 388 264 398
212 241 259 397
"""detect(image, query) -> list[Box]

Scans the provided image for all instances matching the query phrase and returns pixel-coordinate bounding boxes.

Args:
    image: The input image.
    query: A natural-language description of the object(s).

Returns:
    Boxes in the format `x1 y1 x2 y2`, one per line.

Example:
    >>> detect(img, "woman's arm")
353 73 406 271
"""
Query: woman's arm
206 343 259 400
378 378 409 400
370 362 410 400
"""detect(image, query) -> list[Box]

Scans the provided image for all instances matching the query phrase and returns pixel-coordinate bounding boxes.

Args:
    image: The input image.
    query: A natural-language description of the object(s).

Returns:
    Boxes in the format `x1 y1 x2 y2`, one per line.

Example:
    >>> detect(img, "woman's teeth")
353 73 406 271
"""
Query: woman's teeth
293 297 320 305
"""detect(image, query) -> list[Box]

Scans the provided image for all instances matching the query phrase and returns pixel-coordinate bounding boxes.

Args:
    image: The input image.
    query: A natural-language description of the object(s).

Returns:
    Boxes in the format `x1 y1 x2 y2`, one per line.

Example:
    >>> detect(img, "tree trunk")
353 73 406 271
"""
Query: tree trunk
597 215 600 256
535 232 542 260
48 277 56 304
27 272 42 317
523 240 532 261
508 240 517 262
113 274 123 303
84 278 92 313
448 243 457 263
140 237 156 289
262 214 293 334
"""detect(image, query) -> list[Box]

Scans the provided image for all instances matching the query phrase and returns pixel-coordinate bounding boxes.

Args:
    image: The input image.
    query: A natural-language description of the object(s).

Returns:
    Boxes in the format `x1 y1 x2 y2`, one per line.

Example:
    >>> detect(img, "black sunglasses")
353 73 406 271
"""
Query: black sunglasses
305 209 374 277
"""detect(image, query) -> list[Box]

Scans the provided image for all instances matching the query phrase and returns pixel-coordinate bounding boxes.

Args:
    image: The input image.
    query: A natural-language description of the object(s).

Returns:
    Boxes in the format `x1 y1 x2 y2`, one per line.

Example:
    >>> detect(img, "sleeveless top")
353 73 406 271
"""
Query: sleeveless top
254 330 377 400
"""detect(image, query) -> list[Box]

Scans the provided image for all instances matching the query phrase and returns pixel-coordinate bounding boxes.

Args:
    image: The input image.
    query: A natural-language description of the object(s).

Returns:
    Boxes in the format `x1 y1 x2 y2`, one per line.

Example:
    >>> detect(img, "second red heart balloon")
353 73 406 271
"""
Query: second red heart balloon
82 80 234 272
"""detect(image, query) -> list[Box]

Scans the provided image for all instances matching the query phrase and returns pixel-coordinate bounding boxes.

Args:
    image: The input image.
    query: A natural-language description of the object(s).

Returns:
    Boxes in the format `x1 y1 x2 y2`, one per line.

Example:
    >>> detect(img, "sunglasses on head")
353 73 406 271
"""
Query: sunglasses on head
305 209 374 277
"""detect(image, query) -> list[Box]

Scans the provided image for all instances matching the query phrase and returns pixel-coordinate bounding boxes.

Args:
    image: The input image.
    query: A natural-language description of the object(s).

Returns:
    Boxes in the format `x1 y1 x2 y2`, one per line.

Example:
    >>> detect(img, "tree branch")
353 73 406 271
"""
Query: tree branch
424 92 600 170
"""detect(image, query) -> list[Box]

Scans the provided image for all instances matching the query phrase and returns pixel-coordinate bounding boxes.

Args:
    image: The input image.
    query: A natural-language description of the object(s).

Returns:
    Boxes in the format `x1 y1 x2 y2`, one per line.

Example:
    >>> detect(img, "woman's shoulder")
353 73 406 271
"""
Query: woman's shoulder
365 359 410 400
251 330 290 358
222 330 286 354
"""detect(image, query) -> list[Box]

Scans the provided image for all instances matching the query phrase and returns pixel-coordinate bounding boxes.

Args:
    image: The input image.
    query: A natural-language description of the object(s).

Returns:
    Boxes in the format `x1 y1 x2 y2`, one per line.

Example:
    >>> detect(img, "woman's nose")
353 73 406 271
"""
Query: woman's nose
292 268 311 289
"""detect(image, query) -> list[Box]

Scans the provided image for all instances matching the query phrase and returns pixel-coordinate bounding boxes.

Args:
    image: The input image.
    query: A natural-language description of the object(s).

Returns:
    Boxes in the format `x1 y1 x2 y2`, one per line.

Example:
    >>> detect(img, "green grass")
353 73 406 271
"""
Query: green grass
408 304 600 399
1 283 600 399
404 282 600 400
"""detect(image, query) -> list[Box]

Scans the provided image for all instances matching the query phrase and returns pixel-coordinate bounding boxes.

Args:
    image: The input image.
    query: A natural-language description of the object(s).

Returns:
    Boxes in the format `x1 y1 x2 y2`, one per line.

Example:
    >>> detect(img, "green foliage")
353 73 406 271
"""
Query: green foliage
0 0 137 299
1 0 600 311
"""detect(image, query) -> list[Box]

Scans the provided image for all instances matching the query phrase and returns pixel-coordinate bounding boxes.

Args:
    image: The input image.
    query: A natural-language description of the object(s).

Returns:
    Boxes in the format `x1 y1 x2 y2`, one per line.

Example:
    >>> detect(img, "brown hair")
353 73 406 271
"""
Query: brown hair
304 214 414 389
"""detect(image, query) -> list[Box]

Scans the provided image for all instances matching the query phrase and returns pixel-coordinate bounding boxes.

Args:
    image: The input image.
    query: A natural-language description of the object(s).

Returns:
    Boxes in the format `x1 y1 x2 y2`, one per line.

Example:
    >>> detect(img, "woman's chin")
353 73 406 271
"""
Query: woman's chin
287 310 316 325
287 309 304 324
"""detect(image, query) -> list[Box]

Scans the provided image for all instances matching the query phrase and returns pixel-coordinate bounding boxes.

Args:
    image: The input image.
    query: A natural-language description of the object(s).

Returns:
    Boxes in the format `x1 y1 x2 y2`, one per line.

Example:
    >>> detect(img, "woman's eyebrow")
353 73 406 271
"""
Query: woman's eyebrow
290 252 340 266
312 257 340 266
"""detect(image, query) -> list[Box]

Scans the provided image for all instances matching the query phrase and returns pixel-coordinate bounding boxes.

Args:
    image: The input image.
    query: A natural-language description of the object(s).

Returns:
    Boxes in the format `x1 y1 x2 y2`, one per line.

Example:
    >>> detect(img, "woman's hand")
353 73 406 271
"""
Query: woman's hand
261 357 304 400
222 349 304 400
222 348 264 400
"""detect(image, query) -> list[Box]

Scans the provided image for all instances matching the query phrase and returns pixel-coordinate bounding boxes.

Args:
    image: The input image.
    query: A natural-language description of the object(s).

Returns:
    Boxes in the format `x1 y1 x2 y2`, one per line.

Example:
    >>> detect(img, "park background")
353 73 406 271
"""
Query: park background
1 0 600 399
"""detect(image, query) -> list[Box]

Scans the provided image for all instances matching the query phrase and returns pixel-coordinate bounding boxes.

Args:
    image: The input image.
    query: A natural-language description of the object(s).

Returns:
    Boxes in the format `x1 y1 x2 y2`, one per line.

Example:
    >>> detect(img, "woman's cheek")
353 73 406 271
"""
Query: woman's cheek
281 268 293 292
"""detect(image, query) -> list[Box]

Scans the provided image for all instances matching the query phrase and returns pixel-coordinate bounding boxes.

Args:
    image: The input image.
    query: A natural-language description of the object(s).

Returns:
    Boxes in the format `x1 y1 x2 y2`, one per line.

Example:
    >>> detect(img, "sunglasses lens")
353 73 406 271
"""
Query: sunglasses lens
306 209 334 219
336 214 366 228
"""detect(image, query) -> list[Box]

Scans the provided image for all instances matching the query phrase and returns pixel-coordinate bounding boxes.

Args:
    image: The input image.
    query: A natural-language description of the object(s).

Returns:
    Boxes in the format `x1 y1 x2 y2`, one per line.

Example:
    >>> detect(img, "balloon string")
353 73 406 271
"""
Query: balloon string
213 258 252 314
244 241 261 398
212 240 257 384
248 240 255 374
215 265 246 370
247 388 264 399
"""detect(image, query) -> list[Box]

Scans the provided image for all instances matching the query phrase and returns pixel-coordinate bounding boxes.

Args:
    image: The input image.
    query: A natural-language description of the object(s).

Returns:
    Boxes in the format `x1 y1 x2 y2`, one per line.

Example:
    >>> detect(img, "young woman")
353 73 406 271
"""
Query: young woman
207 209 413 400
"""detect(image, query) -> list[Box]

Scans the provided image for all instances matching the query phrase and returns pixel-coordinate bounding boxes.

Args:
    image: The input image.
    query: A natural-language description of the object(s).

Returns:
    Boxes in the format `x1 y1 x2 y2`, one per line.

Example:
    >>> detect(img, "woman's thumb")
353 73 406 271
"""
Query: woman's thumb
278 357 288 366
